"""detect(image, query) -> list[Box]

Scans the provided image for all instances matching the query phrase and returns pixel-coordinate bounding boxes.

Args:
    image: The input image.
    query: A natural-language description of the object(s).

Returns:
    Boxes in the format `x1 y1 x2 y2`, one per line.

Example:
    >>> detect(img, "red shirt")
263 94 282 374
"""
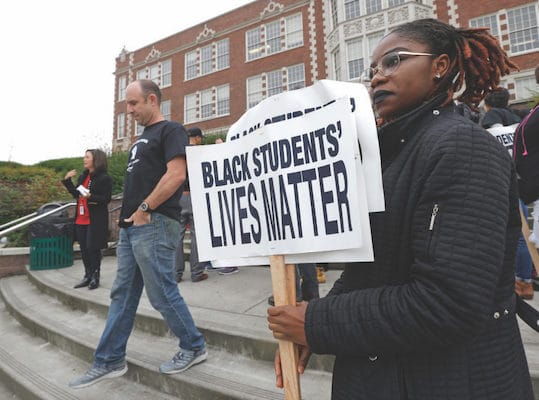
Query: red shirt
75 175 91 225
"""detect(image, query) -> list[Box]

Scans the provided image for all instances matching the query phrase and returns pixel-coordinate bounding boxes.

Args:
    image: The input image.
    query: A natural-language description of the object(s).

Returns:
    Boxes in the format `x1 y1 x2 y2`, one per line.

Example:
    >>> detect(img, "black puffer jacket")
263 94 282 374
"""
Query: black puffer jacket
305 94 533 400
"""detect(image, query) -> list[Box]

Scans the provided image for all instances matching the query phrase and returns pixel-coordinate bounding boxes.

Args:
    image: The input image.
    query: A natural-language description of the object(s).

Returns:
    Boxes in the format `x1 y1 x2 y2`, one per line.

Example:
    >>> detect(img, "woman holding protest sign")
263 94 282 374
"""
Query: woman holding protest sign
268 18 533 399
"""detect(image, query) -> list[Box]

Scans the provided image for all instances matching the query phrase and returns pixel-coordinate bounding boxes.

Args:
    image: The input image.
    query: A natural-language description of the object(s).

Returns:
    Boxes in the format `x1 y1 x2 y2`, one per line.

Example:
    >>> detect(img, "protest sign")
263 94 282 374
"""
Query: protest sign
486 123 519 157
188 98 366 263
227 79 383 212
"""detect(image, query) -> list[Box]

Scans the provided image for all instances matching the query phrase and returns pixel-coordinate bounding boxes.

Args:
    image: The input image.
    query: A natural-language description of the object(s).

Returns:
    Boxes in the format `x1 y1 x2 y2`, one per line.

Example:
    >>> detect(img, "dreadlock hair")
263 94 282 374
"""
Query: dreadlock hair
391 18 518 110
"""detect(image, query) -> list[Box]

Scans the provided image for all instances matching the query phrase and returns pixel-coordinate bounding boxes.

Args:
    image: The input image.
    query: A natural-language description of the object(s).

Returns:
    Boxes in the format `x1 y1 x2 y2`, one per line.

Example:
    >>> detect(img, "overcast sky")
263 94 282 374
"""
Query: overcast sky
0 0 253 165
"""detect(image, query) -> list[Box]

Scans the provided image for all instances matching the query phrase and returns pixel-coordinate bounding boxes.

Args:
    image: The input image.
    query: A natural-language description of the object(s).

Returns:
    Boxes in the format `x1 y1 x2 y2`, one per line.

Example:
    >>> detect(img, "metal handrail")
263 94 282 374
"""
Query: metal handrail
0 212 38 230
0 203 76 238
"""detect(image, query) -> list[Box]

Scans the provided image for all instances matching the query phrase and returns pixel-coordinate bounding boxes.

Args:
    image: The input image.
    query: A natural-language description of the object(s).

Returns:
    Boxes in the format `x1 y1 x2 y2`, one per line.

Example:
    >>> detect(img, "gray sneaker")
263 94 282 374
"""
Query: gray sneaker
69 363 127 389
159 348 207 374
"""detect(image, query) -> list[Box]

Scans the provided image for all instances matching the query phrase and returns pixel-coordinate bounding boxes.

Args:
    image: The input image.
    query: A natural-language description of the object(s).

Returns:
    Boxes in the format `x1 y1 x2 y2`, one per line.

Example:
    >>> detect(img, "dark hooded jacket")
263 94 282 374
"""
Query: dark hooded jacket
305 94 533 400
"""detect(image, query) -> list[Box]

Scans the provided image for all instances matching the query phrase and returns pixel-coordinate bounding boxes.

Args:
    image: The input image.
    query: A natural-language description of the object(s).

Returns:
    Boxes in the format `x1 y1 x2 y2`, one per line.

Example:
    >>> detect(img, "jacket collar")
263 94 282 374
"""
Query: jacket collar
378 92 449 168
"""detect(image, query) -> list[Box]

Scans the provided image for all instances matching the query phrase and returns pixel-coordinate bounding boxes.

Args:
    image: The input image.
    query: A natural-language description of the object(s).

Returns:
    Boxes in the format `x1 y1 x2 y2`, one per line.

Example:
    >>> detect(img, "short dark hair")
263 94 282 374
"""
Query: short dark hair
484 88 510 108
188 127 204 137
138 79 162 105
86 149 108 174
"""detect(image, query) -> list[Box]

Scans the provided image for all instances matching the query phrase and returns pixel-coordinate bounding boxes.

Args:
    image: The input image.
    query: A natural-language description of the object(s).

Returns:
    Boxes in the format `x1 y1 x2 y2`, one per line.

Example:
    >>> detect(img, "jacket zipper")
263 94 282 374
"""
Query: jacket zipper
426 203 439 257
429 204 439 231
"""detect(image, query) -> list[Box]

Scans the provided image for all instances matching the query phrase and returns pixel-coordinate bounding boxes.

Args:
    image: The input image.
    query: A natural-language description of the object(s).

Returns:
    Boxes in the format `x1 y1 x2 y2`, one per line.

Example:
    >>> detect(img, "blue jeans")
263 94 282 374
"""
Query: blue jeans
516 201 534 282
93 213 205 368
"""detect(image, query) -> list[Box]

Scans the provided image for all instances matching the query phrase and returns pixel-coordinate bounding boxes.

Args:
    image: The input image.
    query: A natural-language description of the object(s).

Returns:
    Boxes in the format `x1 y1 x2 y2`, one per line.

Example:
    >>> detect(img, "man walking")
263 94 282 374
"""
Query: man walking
69 79 207 389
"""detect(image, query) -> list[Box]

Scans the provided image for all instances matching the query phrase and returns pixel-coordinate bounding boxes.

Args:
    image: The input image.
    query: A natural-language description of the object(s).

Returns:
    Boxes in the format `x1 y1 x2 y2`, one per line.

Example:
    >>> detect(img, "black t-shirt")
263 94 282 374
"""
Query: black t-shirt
119 120 188 226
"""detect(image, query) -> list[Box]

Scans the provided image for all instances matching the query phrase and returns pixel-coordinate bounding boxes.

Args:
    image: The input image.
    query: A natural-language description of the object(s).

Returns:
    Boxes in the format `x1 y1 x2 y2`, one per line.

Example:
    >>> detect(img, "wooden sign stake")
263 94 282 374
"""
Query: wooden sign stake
269 255 302 400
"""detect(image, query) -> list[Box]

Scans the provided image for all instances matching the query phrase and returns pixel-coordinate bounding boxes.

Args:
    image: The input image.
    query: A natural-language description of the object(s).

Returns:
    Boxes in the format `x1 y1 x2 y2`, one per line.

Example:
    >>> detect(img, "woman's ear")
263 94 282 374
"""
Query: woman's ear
433 54 450 80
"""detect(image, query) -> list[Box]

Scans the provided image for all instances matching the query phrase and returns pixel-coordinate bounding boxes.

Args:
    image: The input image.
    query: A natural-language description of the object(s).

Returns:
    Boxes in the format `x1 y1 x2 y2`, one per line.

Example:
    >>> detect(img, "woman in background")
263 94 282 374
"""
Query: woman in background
62 149 112 290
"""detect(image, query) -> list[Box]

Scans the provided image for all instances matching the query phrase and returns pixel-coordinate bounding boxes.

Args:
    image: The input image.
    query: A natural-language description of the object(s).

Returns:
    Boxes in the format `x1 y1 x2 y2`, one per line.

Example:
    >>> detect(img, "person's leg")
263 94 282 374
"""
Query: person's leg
74 225 91 288
87 247 102 289
298 263 319 301
135 214 205 351
185 195 206 281
93 227 145 367
174 197 189 281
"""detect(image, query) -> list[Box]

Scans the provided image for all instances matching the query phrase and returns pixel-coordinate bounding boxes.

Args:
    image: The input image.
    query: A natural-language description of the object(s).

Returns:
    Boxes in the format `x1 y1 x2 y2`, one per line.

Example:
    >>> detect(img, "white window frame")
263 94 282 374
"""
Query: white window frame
184 38 230 81
365 0 382 14
345 0 360 20
514 74 539 101
388 0 404 7
245 13 303 61
136 59 172 88
347 38 364 80
246 64 305 109
507 4 539 54
185 94 197 124
287 64 305 90
118 75 127 101
184 84 230 123
160 100 171 121
469 14 499 39
247 76 264 108
117 113 125 139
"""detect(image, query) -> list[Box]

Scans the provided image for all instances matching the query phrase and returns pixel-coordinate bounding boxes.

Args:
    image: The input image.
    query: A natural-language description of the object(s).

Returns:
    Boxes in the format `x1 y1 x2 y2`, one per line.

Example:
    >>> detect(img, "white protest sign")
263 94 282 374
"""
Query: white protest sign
188 98 369 263
227 79 384 213
486 123 519 157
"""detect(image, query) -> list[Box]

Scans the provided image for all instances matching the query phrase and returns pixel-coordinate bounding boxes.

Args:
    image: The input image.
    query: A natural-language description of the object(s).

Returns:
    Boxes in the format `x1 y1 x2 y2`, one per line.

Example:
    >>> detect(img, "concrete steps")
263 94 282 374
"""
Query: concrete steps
0 261 333 399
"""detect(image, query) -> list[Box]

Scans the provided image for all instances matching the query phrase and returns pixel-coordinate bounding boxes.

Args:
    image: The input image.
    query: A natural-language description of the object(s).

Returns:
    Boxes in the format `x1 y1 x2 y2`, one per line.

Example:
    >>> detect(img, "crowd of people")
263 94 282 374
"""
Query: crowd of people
61 17 539 400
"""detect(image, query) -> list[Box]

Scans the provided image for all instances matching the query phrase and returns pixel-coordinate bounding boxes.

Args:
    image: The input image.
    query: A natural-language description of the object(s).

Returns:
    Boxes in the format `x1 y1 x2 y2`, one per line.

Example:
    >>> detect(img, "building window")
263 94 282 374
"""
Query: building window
118 75 127 101
286 14 303 48
136 59 172 88
287 64 305 90
184 38 230 80
388 0 404 7
507 4 539 54
185 51 197 80
217 39 230 70
200 44 213 75
184 84 230 123
367 32 384 58
345 0 360 20
117 113 125 139
135 122 144 136
161 100 171 121
246 64 305 108
347 38 364 80
247 28 263 60
515 74 539 100
200 89 213 119
185 94 197 124
245 13 303 61
470 14 499 38
247 76 264 108
333 49 342 81
330 0 338 28
216 85 230 116
267 70 283 97
365 0 382 14
266 20 282 56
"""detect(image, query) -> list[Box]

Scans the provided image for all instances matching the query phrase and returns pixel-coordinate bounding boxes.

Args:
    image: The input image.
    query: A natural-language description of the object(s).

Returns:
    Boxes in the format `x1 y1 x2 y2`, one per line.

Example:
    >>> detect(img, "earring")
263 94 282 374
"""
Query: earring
435 73 441 79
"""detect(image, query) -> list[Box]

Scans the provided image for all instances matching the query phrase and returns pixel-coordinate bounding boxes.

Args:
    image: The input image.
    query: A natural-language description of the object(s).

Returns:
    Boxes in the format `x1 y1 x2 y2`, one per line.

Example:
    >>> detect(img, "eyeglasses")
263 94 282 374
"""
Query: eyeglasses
361 51 434 82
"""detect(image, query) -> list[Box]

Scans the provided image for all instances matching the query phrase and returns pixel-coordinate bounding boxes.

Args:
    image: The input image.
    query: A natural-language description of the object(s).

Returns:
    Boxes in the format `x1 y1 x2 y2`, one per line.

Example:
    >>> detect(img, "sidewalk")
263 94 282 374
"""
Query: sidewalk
82 255 539 376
